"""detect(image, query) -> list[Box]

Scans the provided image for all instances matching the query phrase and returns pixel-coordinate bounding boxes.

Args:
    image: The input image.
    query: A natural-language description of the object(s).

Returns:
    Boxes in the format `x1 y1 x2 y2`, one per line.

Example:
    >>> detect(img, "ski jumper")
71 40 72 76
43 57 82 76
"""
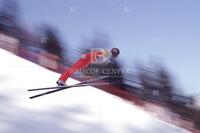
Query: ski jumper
59 50 109 82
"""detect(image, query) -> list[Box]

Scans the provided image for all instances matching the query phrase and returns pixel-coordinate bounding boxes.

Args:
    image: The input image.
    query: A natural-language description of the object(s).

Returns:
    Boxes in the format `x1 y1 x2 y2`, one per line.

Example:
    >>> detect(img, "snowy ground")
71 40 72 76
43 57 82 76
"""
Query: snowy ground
0 49 190 133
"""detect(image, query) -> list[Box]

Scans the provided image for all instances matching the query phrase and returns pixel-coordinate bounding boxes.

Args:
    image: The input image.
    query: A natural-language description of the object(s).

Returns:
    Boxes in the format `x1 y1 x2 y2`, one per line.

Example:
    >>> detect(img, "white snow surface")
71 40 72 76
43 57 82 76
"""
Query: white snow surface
0 49 190 133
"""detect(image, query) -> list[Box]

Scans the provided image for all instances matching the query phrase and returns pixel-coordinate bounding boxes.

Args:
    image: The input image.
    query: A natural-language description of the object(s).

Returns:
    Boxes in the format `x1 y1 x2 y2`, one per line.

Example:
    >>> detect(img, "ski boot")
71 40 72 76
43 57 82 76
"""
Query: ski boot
56 80 66 86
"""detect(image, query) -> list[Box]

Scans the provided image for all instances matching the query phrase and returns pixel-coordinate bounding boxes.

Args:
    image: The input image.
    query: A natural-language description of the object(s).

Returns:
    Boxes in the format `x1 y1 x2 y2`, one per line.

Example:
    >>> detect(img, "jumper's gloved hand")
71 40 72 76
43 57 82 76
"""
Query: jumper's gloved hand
56 80 66 86
102 49 110 58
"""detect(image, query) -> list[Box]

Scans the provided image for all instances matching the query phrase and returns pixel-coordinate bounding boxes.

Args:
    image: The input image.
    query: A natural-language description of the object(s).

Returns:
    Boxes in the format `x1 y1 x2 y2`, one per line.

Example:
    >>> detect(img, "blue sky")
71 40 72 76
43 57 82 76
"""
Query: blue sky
5 0 200 95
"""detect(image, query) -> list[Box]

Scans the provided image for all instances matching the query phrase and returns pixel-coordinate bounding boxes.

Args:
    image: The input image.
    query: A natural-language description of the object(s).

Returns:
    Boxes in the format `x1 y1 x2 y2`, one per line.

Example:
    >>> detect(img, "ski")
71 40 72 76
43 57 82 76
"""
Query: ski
28 75 109 91
28 76 110 99
29 82 110 99
28 82 109 91
28 82 83 91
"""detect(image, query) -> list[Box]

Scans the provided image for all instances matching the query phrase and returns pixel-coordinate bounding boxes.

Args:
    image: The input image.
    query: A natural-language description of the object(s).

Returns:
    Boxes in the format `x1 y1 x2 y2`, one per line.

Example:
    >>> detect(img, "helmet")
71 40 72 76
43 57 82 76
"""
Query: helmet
111 48 120 58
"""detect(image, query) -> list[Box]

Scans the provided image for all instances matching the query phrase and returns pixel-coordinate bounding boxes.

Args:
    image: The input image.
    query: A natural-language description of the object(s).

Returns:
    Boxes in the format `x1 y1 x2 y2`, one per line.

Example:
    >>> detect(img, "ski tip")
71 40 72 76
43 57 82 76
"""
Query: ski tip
29 96 34 99
29 96 36 99
27 89 37 91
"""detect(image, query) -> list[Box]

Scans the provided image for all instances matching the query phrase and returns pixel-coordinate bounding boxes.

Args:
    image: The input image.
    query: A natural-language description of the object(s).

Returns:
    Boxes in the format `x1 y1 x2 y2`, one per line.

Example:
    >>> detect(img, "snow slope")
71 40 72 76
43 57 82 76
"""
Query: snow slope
0 49 190 133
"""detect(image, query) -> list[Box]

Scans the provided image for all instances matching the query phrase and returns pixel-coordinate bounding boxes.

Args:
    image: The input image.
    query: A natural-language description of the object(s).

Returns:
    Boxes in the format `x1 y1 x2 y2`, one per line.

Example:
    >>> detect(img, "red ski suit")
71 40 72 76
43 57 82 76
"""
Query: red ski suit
59 50 108 82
